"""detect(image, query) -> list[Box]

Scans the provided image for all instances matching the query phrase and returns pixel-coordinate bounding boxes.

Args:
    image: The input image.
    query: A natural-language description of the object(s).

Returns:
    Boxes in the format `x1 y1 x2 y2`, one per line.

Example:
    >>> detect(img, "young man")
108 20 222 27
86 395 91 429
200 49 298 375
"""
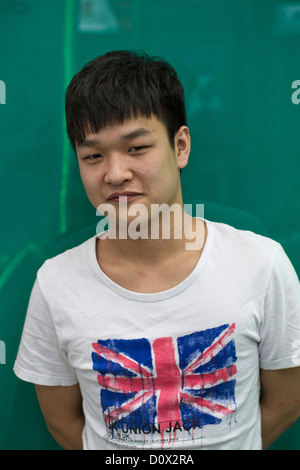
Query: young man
14 51 300 451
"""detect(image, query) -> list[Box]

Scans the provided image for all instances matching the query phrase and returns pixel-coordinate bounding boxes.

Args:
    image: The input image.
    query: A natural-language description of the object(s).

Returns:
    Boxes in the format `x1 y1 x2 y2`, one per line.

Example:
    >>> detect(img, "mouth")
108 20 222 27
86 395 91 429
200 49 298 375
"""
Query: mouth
107 192 143 203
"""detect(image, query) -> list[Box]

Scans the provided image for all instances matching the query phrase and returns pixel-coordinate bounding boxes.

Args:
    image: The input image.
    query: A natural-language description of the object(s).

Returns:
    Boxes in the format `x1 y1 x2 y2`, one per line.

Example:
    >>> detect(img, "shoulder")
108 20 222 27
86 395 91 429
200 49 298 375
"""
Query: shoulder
206 218 281 266
37 235 95 284
207 218 280 246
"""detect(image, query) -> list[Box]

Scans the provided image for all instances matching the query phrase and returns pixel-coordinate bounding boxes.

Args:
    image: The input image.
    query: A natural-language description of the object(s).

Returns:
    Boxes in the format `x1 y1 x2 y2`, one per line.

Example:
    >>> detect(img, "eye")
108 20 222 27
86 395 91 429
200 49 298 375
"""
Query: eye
84 154 102 160
129 146 150 152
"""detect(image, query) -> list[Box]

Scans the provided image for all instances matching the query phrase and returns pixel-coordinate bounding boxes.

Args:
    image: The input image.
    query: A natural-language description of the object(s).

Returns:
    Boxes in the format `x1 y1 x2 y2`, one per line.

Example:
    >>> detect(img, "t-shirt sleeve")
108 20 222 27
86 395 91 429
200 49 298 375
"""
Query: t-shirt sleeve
13 274 78 386
259 244 300 370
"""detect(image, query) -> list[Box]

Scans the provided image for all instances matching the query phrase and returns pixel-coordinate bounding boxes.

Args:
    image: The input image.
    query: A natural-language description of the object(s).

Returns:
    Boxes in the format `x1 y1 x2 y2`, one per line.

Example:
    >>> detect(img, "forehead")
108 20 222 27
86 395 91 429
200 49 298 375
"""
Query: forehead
77 115 167 149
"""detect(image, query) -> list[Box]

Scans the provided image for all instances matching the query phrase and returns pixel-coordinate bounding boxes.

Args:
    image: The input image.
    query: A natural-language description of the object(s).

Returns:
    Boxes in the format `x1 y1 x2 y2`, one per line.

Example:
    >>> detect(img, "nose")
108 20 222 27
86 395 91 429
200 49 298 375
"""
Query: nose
103 154 133 185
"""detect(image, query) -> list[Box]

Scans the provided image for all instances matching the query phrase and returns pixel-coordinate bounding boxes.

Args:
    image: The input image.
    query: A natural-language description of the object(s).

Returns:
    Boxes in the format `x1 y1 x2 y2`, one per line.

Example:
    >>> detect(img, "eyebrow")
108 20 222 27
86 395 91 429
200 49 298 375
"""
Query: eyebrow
78 127 153 148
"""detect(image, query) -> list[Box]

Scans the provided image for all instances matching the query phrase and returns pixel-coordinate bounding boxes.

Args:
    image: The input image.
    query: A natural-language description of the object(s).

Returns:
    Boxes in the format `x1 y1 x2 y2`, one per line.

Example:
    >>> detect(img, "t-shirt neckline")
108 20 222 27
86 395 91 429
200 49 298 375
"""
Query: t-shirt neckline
87 218 215 302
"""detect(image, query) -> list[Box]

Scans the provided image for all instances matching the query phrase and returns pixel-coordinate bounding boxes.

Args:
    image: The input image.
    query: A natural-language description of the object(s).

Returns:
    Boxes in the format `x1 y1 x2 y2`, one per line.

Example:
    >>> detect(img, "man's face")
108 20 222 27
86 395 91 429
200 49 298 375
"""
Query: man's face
75 115 190 229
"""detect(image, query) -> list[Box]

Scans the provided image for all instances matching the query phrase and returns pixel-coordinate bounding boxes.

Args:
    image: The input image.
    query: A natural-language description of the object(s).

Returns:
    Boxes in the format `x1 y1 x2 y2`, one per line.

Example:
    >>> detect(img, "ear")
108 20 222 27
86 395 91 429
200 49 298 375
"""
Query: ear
174 126 191 170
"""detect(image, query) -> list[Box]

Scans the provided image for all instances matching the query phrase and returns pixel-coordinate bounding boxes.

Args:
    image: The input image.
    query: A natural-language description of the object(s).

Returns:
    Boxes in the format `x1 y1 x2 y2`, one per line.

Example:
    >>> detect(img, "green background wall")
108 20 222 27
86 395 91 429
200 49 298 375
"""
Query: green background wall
0 0 300 450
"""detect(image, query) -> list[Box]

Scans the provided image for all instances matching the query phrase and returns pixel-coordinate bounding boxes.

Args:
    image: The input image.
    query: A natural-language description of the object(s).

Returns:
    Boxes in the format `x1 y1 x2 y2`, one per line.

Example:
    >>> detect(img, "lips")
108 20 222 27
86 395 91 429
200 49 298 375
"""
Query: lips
107 192 142 202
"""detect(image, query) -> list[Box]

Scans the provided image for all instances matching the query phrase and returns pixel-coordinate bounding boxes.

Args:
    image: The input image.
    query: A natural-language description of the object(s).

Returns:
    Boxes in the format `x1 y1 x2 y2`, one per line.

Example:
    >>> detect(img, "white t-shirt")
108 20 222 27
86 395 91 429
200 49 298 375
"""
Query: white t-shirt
14 219 300 450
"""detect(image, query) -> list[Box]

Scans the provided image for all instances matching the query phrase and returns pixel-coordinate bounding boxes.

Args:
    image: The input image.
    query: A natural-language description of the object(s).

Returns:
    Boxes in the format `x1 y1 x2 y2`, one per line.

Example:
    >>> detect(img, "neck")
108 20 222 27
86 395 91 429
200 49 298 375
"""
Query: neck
98 211 206 264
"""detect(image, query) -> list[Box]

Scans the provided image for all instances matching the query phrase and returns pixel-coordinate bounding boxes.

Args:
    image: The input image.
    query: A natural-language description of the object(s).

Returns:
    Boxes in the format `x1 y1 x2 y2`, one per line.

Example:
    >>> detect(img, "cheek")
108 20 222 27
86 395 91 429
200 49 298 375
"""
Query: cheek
79 171 91 194
79 170 101 206
137 164 157 180
138 163 178 203
79 166 99 188
136 152 175 181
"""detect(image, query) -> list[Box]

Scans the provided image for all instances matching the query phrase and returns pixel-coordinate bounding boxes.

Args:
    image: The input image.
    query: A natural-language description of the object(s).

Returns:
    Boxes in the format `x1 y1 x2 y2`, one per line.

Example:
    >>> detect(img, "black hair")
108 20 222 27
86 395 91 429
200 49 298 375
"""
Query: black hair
65 50 187 149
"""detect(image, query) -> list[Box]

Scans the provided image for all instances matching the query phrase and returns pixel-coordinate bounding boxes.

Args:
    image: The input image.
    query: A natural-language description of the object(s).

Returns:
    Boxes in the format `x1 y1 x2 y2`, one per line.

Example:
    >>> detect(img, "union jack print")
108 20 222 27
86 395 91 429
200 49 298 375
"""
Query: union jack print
91 323 237 447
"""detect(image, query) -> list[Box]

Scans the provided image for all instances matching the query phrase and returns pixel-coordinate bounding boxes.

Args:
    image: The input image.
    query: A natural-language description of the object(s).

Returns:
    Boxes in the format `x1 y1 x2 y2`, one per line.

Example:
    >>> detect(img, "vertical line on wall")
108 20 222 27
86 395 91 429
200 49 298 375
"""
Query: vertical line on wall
60 0 74 235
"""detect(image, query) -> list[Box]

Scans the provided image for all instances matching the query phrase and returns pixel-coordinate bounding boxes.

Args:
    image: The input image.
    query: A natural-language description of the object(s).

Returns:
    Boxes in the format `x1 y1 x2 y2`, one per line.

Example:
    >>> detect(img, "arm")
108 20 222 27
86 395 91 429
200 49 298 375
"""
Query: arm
260 367 300 450
35 383 85 450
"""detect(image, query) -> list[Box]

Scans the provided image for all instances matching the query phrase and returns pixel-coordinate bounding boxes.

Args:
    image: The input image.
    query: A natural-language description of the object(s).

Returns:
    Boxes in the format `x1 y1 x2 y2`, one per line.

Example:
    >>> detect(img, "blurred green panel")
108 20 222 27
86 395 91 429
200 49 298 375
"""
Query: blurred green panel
0 0 299 450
